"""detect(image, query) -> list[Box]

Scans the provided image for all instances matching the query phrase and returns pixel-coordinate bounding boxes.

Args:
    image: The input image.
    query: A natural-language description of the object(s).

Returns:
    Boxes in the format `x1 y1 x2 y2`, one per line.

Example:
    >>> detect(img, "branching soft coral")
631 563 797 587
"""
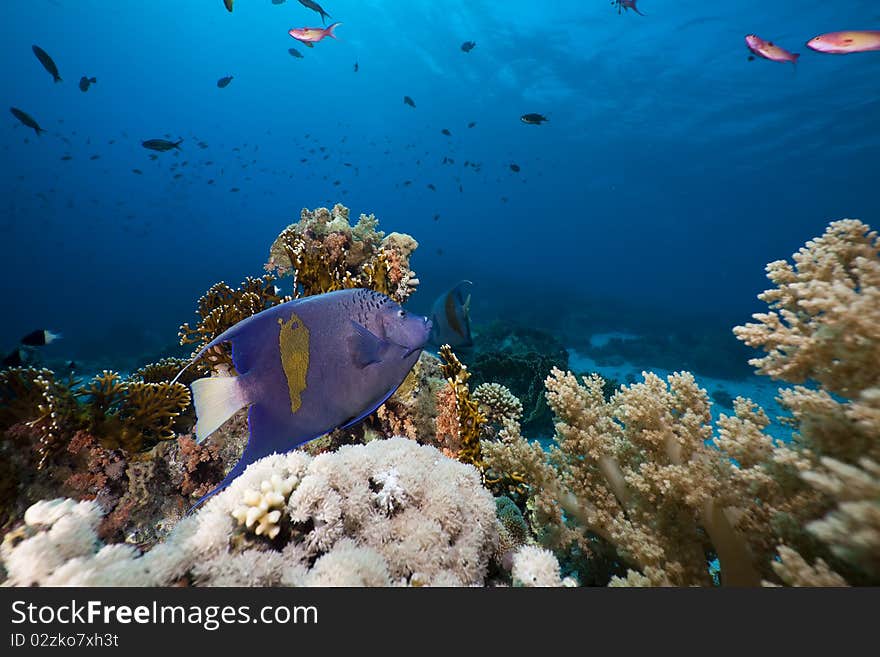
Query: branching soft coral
733 218 880 399
485 368 765 586
727 218 880 584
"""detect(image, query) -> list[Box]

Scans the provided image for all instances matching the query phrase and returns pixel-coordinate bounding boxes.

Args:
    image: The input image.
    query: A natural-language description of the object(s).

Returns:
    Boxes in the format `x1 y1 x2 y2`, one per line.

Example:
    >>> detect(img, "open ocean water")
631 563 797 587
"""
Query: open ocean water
3 0 879 416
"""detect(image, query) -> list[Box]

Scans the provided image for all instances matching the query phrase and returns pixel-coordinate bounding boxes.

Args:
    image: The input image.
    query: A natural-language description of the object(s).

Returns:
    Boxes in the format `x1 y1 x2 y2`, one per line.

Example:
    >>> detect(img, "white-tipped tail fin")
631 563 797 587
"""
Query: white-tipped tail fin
45 330 62 344
190 376 248 443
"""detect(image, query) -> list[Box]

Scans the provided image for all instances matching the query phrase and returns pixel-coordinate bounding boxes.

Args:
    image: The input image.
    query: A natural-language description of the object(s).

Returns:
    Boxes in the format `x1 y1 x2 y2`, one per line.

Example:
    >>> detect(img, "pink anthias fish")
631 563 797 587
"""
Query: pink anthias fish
288 22 341 44
745 34 800 65
806 31 880 54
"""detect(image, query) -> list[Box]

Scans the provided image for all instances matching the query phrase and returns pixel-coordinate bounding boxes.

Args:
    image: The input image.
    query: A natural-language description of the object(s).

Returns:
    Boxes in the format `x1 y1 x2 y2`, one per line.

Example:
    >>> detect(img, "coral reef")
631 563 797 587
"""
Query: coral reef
1 438 499 587
265 204 419 303
484 218 880 587
4 216 877 589
467 322 569 437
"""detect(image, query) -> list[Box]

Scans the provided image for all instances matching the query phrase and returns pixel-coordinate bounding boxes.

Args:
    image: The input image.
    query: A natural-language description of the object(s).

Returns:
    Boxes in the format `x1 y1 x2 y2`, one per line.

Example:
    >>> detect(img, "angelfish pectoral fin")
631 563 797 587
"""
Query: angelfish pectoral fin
190 375 249 443
349 320 389 368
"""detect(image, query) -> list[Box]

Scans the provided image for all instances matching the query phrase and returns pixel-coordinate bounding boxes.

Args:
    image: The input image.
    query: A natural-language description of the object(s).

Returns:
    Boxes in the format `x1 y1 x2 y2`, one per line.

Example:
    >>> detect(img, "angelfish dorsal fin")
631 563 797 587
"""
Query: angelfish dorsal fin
349 320 388 368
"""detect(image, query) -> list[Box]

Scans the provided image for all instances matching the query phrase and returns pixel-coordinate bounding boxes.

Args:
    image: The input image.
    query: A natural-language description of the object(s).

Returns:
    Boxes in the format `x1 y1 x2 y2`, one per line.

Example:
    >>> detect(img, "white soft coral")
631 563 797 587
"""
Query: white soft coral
373 467 406 514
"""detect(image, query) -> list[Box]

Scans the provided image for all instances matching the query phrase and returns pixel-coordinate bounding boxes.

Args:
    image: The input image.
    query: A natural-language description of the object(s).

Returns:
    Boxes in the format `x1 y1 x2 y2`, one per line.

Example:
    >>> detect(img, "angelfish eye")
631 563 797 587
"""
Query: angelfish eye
397 309 406 318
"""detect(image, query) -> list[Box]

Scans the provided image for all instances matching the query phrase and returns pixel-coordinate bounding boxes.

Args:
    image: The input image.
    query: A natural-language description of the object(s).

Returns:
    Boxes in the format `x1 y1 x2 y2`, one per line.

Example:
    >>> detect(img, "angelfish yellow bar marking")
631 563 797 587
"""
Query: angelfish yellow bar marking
278 313 310 413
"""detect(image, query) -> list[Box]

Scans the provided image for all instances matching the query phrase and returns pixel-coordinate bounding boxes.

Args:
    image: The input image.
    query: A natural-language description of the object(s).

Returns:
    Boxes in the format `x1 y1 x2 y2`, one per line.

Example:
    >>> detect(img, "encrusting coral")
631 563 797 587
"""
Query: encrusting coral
265 204 419 303
1 438 499 587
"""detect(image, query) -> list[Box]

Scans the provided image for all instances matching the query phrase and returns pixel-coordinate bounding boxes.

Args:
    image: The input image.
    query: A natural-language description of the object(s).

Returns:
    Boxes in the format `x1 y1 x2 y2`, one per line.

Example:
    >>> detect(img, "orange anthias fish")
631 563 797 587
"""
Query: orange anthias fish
806 31 880 54
288 22 341 44
745 34 800 65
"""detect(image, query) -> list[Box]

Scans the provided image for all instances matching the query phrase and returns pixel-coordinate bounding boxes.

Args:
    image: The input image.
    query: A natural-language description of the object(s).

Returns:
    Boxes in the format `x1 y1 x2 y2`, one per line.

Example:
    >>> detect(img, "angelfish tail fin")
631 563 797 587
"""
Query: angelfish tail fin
190 375 249 443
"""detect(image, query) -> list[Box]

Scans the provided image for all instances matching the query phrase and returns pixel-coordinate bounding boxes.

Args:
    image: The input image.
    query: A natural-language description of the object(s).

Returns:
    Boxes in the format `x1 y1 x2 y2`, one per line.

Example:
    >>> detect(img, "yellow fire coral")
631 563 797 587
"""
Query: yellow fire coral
438 345 486 469
81 371 191 453
179 275 288 373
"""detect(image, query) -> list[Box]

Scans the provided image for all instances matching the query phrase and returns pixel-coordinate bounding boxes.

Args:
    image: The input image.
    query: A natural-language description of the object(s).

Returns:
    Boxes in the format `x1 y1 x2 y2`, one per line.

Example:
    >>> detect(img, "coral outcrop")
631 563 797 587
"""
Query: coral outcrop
1 438 499 587
265 204 419 303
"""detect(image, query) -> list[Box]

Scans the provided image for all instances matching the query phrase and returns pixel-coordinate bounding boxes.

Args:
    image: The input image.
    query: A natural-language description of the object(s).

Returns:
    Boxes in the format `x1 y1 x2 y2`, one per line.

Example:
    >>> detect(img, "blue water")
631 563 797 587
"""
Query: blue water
3 0 879 372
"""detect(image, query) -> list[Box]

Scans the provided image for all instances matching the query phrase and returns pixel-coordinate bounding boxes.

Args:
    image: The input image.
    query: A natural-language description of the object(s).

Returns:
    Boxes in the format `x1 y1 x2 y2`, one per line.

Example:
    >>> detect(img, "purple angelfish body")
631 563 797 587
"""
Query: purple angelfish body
177 288 431 509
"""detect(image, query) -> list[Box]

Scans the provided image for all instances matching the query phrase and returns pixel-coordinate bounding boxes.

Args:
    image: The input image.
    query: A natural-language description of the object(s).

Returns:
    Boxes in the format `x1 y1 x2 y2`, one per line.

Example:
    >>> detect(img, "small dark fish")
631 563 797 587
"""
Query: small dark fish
403 180 412 186
521 113 548 125
173 173 183 179
142 138 183 151
433 214 440 221
510 163 520 172
272 0 286 4
298 0 331 24
427 183 436 191
208 179 215 185
132 168 143 174
230 187 240 192
32 45 62 83
223 0 234 12
217 75 233 88
78 76 97 92
10 107 45 135
89 154 100 160
441 128 451 136
2 348 28 368
354 61 359 72
403 95 416 108
61 155 72 161
66 361 78 371
468 121 476 128
21 329 61 347
288 47 304 58
461 41 476 53
149 153 158 160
